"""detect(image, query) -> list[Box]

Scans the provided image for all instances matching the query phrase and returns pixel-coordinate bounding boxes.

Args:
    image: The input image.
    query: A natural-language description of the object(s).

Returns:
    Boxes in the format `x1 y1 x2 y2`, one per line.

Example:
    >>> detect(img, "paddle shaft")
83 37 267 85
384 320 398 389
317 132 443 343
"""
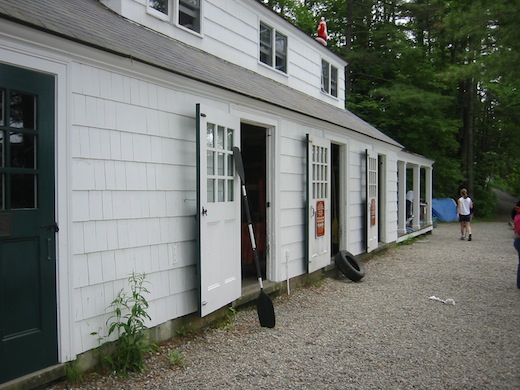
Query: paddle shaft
233 147 264 288
240 184 264 289
233 146 275 328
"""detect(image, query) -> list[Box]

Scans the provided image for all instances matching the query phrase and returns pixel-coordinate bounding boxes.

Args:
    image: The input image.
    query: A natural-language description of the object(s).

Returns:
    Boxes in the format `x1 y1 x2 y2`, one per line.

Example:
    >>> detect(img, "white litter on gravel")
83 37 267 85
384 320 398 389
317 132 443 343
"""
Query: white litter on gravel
428 295 456 305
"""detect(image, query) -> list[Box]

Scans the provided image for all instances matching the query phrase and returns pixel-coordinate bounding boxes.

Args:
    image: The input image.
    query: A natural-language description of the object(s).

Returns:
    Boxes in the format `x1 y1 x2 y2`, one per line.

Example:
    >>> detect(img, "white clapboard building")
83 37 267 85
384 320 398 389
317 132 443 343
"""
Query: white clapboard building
0 0 433 385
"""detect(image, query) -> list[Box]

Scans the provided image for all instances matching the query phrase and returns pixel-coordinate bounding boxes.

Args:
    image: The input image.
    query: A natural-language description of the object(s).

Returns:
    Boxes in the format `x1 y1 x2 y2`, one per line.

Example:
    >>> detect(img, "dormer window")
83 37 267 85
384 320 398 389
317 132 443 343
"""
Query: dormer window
259 22 287 73
150 0 168 15
179 0 200 32
148 0 201 33
321 59 338 97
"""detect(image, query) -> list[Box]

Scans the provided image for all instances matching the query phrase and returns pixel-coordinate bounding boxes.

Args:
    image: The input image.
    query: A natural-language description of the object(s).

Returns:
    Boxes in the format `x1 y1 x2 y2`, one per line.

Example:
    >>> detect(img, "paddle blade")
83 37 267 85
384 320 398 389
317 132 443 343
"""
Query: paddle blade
257 290 275 328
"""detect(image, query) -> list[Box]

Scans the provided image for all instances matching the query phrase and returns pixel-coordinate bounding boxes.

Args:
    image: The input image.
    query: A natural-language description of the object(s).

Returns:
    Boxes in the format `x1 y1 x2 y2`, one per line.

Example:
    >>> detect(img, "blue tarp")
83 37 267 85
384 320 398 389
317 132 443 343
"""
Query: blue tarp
432 198 458 222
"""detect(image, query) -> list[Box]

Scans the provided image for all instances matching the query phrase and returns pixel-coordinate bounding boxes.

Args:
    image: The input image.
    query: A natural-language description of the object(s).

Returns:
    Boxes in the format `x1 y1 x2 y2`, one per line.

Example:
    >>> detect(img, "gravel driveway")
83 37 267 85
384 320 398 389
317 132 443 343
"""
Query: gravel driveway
48 221 520 389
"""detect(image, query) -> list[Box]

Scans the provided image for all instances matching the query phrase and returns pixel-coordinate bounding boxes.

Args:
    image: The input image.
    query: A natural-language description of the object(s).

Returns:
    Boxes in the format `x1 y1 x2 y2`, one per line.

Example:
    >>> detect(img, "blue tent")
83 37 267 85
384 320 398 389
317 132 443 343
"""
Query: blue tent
432 198 458 222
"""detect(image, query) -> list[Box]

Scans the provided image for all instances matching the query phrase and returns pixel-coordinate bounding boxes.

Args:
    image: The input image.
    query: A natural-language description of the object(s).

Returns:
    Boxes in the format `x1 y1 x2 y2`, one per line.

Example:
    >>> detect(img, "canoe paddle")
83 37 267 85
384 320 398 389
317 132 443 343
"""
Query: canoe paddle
233 146 275 328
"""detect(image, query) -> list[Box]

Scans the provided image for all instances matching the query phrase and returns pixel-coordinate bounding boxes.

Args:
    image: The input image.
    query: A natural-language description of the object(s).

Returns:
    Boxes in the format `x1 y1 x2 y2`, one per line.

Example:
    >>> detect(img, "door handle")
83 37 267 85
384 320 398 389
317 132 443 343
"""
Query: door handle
41 222 59 233
202 207 208 216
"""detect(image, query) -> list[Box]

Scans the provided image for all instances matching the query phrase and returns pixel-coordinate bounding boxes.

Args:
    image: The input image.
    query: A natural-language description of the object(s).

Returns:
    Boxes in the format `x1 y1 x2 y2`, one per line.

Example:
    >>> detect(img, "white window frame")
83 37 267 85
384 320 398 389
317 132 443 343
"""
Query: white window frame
147 0 202 34
259 22 287 73
321 59 338 98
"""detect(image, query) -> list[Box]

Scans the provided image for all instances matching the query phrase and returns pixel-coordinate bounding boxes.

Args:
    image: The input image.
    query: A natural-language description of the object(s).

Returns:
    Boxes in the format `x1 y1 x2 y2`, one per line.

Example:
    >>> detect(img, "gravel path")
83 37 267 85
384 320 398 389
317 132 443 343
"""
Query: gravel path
49 221 520 389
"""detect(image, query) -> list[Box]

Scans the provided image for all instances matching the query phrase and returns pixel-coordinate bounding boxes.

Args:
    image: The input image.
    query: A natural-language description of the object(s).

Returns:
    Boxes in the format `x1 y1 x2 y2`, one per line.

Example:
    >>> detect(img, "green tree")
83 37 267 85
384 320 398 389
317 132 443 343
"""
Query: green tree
265 0 520 214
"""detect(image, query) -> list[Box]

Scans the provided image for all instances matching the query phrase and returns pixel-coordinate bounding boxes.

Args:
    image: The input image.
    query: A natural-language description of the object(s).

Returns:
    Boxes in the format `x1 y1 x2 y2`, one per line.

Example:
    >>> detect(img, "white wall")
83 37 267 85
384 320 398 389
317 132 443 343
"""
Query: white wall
0 19 404 362
381 150 399 244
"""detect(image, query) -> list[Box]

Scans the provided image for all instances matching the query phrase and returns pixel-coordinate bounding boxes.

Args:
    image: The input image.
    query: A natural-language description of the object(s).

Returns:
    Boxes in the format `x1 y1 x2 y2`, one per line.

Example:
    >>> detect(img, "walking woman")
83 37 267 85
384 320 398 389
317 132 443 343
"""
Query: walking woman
513 201 520 289
457 188 473 241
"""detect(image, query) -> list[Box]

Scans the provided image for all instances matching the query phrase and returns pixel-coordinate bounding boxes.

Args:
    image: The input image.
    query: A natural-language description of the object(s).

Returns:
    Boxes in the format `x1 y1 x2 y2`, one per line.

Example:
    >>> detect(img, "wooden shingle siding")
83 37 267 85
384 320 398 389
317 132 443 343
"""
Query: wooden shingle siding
67 63 200 352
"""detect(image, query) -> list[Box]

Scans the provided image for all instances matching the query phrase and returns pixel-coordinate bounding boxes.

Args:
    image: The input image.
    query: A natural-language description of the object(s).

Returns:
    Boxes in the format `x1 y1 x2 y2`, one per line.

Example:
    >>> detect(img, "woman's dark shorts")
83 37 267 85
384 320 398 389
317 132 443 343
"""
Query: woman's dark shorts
459 214 471 222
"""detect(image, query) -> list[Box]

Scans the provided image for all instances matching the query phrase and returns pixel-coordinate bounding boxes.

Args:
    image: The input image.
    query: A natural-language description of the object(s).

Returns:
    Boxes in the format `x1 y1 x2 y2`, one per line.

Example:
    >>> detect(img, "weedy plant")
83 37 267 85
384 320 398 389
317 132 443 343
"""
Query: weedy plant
65 359 83 384
92 272 157 376
168 348 186 367
175 325 193 337
212 307 237 330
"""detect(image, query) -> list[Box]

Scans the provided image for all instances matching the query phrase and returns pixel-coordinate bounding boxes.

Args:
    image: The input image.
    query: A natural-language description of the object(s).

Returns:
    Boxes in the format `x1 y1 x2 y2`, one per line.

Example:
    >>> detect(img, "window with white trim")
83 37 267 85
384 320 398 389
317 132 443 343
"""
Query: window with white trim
179 0 200 32
259 22 287 73
321 59 338 97
150 0 168 14
148 0 201 33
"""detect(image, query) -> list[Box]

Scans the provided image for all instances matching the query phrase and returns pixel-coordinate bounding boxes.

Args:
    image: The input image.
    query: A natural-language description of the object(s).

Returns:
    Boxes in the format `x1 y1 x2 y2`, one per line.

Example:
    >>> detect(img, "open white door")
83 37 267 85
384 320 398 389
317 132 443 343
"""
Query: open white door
366 149 378 253
197 104 241 316
306 134 331 273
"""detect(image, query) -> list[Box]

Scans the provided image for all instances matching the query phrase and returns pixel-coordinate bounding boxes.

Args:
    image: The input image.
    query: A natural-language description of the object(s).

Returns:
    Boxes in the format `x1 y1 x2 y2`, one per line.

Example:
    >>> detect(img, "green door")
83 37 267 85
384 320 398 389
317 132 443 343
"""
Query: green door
0 63 57 384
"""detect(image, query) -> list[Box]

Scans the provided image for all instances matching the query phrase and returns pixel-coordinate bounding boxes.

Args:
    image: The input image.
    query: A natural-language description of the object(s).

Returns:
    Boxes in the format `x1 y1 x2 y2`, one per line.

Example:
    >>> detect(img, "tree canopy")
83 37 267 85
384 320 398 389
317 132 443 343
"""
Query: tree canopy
263 0 520 216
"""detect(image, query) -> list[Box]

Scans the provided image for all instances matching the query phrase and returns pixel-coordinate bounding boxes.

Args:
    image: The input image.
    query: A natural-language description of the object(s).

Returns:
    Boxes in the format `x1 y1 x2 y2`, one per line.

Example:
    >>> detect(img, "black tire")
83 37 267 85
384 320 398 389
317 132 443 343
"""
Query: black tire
335 250 365 282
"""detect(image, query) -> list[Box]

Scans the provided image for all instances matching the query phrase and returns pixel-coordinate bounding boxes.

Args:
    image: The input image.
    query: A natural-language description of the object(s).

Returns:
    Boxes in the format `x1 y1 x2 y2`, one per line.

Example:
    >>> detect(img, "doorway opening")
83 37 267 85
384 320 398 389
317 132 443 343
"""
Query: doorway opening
240 123 268 285
331 143 340 257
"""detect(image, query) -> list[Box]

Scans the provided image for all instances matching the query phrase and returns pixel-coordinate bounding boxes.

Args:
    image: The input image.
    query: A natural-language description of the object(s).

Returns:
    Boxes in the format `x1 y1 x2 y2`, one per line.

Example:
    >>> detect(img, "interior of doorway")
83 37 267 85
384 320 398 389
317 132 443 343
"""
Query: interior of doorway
240 123 267 285
331 143 340 257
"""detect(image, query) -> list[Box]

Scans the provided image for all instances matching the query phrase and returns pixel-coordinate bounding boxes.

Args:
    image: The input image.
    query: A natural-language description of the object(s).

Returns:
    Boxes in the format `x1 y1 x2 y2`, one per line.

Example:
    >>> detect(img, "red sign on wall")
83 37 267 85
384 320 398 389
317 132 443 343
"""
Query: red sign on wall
316 200 325 237
370 198 376 226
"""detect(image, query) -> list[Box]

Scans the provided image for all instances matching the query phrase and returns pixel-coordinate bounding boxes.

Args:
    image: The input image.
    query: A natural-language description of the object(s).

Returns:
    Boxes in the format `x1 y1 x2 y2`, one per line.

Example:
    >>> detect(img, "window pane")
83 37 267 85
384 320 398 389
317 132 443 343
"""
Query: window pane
0 89 4 126
0 174 4 209
207 179 214 202
227 154 234 176
275 32 287 73
226 128 234 151
331 66 338 97
227 179 234 202
0 132 3 167
217 152 224 176
10 133 35 169
179 0 200 32
217 125 224 149
11 174 36 209
207 151 214 175
206 123 214 147
218 179 224 202
321 60 330 93
149 0 168 14
10 91 36 129
260 23 273 66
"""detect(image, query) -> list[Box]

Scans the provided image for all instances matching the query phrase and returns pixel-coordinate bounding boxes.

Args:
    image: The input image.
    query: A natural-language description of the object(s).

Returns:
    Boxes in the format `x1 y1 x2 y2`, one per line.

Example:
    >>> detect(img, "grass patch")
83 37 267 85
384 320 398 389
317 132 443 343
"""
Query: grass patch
398 236 420 245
